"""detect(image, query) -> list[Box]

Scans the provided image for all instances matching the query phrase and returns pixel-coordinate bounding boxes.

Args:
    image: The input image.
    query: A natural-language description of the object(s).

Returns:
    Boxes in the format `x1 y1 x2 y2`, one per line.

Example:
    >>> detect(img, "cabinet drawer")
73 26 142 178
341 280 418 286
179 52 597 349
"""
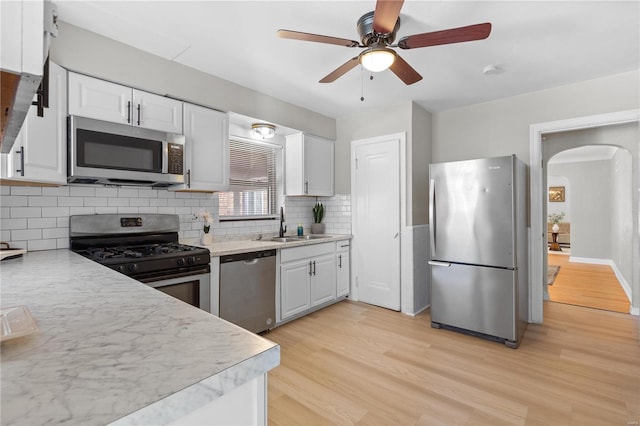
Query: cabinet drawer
280 242 334 263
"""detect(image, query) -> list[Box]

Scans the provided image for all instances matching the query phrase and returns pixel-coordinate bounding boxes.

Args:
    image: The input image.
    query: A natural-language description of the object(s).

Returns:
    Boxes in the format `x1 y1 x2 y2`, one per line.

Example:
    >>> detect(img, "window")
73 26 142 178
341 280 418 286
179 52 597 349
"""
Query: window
218 138 281 219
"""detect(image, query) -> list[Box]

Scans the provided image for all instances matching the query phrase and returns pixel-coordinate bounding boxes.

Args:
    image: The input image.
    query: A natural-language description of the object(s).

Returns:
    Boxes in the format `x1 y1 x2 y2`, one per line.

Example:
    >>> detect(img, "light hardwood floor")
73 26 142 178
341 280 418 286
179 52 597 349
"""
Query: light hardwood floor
548 253 630 314
267 300 639 425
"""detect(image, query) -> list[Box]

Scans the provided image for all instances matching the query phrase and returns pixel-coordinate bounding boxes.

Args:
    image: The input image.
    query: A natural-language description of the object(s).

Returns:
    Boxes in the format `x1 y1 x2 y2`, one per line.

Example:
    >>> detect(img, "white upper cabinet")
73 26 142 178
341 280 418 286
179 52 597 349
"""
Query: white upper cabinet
174 103 229 192
68 72 182 134
285 133 334 196
1 62 67 185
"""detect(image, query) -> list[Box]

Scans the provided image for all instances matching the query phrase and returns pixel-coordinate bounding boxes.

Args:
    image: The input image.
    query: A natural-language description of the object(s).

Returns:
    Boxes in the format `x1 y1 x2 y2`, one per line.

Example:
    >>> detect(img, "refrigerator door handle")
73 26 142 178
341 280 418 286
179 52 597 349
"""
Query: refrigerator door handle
429 178 436 256
428 261 451 267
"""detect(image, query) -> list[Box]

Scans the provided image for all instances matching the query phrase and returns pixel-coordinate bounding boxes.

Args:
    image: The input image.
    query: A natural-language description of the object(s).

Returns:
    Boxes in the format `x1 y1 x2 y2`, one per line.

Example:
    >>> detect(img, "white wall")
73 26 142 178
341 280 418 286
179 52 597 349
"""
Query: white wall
610 149 634 290
548 160 612 259
547 175 571 222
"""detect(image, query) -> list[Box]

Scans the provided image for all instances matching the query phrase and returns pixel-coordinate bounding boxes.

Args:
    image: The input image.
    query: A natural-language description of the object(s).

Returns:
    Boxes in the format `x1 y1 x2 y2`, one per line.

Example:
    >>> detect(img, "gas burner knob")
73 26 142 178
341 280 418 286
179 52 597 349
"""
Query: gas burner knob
115 265 125 273
177 258 185 267
187 256 195 265
128 264 138 273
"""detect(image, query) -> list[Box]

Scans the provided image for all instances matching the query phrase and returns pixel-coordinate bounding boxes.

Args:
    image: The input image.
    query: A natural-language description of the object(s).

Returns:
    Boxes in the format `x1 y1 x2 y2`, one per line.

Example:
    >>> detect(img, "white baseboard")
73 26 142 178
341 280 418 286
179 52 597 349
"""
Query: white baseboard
406 304 430 317
569 256 632 305
631 307 640 316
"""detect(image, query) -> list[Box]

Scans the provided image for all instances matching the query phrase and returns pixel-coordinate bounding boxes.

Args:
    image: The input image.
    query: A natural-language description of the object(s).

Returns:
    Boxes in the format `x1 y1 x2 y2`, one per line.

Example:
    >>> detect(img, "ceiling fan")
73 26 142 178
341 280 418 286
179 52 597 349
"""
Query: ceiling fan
277 0 491 85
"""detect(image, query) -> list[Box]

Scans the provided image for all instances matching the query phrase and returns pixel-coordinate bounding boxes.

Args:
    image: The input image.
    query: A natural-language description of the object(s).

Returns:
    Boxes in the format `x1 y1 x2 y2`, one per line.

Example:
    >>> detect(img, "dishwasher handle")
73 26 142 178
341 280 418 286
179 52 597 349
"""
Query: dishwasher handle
220 249 276 263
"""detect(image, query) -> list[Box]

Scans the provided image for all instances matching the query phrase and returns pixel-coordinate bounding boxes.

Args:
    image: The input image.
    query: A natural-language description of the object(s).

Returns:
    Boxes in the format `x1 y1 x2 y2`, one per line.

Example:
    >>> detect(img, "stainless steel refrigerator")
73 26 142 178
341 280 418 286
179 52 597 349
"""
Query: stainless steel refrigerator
428 155 528 348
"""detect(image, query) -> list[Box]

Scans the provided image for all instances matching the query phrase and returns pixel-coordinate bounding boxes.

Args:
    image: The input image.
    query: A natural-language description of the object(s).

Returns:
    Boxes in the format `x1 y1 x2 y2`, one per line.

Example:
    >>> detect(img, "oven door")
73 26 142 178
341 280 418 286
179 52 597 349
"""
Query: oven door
137 267 211 313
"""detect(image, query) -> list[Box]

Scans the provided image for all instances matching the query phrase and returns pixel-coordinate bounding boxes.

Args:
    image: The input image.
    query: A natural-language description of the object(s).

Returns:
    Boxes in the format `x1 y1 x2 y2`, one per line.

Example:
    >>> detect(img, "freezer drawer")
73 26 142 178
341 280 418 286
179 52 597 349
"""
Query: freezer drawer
431 262 516 342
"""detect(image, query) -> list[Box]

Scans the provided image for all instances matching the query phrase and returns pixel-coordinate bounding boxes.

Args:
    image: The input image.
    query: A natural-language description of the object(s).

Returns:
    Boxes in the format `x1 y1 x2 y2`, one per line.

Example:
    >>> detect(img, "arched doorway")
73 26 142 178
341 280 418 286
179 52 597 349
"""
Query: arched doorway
545 146 632 313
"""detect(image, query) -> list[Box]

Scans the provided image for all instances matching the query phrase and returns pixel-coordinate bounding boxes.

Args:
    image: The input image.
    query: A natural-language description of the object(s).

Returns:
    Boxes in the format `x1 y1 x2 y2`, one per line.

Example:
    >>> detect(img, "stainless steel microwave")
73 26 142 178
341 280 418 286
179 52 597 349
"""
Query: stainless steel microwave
68 116 185 187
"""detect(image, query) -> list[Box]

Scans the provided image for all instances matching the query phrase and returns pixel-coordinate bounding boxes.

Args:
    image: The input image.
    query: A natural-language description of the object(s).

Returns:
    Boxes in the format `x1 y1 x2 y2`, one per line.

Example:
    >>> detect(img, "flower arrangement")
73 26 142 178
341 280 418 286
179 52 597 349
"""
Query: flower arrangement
194 209 213 233
548 212 565 224
312 202 324 224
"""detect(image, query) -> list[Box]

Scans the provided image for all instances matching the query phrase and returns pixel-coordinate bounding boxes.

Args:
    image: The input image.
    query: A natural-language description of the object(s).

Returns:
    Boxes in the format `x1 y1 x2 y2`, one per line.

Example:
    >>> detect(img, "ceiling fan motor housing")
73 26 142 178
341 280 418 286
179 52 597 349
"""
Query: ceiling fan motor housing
357 11 400 46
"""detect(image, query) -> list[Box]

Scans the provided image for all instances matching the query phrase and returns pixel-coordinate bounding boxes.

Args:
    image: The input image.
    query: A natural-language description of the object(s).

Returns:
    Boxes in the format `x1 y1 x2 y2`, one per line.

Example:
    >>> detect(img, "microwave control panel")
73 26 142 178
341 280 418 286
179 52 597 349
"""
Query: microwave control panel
167 143 184 175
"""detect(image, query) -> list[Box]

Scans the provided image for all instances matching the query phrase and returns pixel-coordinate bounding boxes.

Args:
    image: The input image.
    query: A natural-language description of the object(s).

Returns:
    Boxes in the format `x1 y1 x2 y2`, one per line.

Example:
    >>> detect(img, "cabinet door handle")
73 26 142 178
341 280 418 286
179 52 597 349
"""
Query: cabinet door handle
187 169 191 188
304 180 308 194
137 104 141 126
309 261 313 276
127 101 131 123
338 254 342 268
313 260 316 276
16 147 25 176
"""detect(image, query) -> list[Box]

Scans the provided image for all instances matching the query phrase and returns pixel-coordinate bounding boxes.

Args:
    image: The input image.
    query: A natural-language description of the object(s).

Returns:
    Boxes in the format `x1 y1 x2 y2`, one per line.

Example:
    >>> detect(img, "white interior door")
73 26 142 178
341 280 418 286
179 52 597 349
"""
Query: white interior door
353 137 401 310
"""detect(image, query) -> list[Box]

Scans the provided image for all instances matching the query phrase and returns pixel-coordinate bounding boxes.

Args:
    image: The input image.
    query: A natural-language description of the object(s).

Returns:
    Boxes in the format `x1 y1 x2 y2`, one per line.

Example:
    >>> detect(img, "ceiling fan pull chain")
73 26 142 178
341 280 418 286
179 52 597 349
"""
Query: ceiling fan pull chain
360 65 365 101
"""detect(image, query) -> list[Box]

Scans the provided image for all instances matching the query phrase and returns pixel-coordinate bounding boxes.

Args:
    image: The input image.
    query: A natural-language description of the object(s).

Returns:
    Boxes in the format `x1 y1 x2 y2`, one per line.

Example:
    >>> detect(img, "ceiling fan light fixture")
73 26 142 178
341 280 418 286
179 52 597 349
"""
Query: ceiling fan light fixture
360 47 396 72
251 123 276 139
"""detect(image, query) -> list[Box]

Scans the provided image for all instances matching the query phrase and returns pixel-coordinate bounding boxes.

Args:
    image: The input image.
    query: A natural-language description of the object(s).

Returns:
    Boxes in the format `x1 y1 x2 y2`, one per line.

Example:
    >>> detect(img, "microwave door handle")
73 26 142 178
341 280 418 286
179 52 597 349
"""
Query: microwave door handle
162 142 168 174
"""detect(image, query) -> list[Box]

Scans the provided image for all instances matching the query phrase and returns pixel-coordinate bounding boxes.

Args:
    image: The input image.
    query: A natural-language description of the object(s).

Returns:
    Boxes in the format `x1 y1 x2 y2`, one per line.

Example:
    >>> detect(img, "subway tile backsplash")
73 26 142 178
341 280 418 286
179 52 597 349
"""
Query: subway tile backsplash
0 185 351 251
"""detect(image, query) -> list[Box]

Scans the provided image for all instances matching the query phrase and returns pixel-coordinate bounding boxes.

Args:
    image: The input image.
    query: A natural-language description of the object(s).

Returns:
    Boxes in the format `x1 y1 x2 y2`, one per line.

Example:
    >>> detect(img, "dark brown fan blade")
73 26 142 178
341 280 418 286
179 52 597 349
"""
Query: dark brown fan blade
389 54 422 85
373 0 404 33
277 29 360 48
397 23 492 49
319 57 360 83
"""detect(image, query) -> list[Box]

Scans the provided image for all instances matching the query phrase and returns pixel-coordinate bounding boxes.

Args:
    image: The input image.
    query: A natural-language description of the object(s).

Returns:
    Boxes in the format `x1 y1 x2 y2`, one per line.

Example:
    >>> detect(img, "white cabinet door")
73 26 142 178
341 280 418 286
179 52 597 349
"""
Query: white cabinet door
281 259 311 320
2 62 66 184
285 133 334 196
304 135 334 196
310 253 336 307
336 243 350 297
177 103 229 192
68 72 130 124
132 89 182 133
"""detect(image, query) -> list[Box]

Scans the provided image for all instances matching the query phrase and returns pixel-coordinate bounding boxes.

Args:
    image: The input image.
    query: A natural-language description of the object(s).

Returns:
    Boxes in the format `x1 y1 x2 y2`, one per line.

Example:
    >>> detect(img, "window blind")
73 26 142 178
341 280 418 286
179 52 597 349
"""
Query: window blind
219 139 280 218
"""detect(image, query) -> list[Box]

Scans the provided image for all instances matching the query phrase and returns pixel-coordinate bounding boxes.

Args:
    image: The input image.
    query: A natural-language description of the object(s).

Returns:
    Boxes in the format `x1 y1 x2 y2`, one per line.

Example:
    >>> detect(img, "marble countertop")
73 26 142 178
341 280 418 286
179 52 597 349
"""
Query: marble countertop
184 234 352 257
0 250 280 426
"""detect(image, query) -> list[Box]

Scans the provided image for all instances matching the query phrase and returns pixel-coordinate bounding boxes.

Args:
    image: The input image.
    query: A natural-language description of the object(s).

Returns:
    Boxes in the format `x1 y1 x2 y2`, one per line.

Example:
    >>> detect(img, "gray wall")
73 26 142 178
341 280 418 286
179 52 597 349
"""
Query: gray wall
52 22 336 141
432 70 639 165
611 148 633 289
548 160 612 259
335 101 431 226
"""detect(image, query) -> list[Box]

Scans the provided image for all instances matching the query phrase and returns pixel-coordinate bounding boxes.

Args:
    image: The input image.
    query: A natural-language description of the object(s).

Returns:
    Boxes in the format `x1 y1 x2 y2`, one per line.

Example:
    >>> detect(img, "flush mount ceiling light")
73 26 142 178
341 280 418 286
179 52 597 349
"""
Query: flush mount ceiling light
360 45 396 72
251 123 276 139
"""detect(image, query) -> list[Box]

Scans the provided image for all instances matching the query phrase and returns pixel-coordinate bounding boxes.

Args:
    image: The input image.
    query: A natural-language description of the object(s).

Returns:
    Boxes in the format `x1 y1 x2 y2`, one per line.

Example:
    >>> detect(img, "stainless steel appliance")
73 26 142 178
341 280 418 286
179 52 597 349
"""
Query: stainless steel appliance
70 214 211 312
219 250 276 334
68 116 185 187
428 155 528 348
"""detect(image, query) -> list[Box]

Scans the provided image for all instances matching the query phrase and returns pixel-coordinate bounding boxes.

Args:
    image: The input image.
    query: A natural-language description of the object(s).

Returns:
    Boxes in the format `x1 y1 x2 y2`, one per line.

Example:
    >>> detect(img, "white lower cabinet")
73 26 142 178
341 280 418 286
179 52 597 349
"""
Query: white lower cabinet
336 241 350 297
280 259 312 319
279 241 350 323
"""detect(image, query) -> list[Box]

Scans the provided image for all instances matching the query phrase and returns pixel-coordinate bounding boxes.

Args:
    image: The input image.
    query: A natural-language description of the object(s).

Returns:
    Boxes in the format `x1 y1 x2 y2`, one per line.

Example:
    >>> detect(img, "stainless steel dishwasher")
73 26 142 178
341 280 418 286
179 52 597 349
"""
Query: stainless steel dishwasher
219 249 276 334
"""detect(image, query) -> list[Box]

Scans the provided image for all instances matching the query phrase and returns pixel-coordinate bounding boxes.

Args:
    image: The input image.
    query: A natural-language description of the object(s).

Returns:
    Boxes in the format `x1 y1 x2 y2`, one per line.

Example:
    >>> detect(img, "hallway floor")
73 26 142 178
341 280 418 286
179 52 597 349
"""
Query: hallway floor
548 253 630 314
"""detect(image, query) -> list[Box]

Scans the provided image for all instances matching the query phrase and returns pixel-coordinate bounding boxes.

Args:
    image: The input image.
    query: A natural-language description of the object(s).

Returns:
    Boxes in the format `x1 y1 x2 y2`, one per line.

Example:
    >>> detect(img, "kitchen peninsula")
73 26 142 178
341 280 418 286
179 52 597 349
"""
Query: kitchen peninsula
1 250 279 425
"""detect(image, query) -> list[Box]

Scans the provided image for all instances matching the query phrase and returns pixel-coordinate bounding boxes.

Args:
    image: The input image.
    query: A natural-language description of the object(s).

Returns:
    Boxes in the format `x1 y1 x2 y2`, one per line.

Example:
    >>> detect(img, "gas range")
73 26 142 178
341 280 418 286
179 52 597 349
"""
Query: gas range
70 214 211 312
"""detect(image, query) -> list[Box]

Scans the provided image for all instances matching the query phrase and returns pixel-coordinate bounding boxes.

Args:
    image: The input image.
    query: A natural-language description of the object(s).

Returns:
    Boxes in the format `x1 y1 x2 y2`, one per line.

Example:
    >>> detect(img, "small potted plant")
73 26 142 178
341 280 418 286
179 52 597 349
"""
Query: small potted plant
311 202 325 234
194 209 214 245
548 211 565 233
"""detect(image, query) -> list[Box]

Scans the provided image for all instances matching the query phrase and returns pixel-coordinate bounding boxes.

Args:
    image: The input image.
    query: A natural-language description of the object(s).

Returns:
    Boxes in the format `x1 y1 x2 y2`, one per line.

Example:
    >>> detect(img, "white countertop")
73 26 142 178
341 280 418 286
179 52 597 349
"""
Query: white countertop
0 250 280 426
185 234 352 257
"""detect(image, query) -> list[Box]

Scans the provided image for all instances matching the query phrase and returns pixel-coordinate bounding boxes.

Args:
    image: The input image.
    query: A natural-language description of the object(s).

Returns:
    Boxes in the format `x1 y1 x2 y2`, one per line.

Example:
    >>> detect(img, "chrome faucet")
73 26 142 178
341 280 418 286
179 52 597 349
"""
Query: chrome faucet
279 206 287 237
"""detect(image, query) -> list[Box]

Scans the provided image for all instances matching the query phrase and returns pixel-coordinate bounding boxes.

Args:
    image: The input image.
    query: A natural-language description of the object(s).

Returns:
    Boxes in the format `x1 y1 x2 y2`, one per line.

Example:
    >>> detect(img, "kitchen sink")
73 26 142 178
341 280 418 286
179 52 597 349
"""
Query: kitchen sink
293 235 331 240
270 237 299 243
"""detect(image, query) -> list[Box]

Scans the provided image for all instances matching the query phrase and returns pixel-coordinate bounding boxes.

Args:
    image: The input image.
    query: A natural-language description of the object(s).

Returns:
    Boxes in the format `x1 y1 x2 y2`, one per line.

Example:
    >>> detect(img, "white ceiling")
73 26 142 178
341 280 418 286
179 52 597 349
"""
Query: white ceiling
55 1 639 119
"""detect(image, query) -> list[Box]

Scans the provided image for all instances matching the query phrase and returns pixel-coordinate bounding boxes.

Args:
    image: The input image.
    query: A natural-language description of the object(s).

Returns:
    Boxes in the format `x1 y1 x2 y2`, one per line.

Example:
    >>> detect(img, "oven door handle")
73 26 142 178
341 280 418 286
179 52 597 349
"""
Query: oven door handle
137 267 210 285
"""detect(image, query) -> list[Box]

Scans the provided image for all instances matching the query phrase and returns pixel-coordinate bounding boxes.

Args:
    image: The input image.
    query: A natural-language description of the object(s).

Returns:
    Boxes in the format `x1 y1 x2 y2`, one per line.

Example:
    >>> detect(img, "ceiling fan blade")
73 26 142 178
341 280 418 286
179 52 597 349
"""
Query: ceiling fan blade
319 57 360 83
389 54 422 85
373 0 404 33
397 22 492 49
277 29 360 48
